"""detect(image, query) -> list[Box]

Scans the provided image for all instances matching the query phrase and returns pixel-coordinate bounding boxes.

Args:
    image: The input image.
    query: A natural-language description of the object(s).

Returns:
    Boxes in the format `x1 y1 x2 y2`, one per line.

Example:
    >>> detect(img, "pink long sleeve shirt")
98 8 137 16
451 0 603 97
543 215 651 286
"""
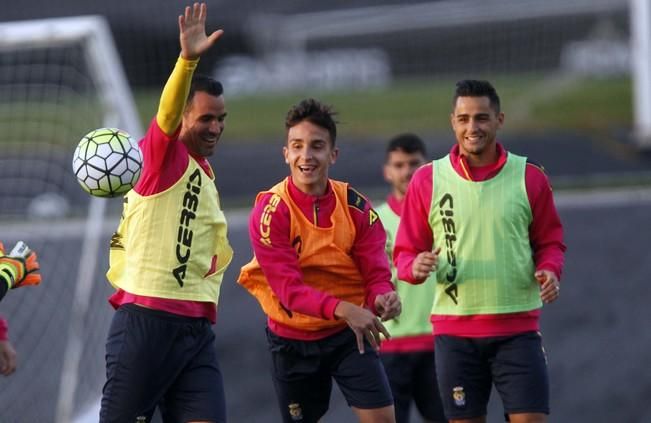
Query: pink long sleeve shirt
249 177 395 340
109 119 217 323
394 143 566 337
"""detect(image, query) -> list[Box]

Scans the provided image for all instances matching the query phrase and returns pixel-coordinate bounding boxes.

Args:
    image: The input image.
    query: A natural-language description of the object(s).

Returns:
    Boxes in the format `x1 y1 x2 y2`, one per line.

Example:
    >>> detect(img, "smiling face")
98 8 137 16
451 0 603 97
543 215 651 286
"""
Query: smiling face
450 96 504 166
180 91 226 157
283 120 338 196
384 149 426 200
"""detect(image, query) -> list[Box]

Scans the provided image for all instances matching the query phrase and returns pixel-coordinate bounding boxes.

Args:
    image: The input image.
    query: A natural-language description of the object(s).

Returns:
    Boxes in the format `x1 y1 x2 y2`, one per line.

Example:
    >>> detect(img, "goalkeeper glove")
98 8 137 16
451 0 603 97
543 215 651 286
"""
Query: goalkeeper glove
0 241 42 289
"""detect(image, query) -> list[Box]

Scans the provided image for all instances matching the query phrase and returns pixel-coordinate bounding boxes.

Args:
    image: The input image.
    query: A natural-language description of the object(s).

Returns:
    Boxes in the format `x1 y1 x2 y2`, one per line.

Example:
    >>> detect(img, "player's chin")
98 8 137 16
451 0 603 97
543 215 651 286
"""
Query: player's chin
201 143 218 156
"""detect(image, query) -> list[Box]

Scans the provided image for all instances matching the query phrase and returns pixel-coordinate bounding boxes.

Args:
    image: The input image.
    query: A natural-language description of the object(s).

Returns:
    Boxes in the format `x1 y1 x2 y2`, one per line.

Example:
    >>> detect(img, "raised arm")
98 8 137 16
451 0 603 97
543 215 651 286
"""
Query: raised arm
157 2 224 135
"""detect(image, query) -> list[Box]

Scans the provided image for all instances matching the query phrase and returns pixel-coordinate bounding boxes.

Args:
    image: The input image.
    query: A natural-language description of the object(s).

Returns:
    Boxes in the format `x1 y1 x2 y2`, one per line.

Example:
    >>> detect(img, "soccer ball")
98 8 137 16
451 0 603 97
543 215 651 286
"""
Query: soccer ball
72 128 142 198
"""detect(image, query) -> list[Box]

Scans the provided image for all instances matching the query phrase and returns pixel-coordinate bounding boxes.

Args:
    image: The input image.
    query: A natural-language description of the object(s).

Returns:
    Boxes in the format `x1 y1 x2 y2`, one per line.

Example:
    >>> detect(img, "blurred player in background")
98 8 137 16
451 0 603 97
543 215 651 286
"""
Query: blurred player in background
0 241 41 303
394 80 566 423
101 3 232 422
0 240 41 376
0 318 15 377
376 134 446 423
239 98 401 423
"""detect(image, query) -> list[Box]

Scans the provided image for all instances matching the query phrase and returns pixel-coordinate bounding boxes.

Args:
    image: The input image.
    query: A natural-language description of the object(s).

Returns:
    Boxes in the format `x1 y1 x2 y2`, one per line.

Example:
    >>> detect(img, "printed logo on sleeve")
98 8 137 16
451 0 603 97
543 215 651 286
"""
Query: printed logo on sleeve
260 194 281 247
369 208 379 226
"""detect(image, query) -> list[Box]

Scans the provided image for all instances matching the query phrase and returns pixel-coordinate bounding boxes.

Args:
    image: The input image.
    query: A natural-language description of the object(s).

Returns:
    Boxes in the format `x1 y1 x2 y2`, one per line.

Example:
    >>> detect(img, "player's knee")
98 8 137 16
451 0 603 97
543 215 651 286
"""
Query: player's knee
353 405 396 423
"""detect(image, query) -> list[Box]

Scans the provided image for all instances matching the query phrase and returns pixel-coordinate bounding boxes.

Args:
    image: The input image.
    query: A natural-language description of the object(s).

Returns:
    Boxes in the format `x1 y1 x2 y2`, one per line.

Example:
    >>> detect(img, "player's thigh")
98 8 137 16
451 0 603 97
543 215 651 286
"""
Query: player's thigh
435 335 492 420
159 325 226 423
267 331 332 423
100 305 179 423
380 353 414 423
270 352 332 423
412 351 446 423
331 338 393 410
492 332 549 416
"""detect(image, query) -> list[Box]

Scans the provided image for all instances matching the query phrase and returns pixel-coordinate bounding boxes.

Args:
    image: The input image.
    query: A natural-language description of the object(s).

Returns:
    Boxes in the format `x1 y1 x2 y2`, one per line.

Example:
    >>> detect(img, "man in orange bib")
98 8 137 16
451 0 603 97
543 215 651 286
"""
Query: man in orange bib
239 98 401 423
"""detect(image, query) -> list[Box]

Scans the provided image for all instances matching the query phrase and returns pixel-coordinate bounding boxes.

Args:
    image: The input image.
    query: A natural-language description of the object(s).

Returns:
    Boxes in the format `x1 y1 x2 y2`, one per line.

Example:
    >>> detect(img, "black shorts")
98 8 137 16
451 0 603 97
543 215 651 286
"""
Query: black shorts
435 332 549 420
267 327 393 423
380 351 446 423
100 304 226 423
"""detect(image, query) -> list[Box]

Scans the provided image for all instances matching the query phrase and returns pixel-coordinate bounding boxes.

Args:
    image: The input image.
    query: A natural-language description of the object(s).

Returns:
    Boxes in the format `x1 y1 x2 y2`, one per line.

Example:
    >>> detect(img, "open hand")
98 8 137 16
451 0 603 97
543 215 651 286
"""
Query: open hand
0 340 17 376
179 2 224 60
335 302 391 354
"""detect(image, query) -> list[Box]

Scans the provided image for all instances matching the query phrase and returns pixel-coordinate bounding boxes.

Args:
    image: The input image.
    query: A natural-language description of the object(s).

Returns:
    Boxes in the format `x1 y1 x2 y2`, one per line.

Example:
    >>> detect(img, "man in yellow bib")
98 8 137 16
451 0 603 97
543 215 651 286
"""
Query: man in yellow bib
239 98 401 423
101 4 232 422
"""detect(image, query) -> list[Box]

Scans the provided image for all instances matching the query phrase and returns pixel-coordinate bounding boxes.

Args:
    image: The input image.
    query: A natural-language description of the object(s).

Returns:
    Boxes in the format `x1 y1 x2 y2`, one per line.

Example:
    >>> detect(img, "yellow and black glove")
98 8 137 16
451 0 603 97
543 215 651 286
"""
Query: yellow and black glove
0 241 42 290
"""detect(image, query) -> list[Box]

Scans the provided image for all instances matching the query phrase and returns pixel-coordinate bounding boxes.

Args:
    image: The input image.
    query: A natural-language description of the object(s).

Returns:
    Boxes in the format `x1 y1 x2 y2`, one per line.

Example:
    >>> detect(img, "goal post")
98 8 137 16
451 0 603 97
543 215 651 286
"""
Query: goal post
238 0 651 149
0 15 142 423
630 0 651 148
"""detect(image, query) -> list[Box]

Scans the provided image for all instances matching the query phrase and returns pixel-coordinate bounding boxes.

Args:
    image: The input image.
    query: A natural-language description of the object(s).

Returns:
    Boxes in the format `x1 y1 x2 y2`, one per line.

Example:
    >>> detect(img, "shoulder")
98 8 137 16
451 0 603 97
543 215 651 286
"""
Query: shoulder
526 158 546 173
414 161 434 180
257 191 283 204
406 162 433 194
524 158 554 195
525 158 551 182
252 192 289 219
142 117 180 147
344 185 382 230
346 185 369 214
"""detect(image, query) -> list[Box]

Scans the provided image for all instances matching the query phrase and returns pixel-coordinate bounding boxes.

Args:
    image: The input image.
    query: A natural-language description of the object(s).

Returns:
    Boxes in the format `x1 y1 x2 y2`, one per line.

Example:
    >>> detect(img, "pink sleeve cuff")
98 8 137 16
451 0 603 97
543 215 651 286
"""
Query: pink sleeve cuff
0 318 8 341
396 255 419 284
365 283 395 315
322 297 341 320
536 264 562 281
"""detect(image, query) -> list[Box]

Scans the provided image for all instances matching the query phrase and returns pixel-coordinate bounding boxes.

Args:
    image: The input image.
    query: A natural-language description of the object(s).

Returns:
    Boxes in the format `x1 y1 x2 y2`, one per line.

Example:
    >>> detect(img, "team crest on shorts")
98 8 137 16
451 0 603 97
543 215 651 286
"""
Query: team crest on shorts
452 386 466 407
288 402 303 421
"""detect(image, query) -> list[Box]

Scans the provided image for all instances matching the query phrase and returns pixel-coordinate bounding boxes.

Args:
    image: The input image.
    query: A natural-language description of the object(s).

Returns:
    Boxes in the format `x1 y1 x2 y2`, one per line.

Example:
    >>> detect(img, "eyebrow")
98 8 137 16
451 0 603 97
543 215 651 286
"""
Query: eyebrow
455 112 490 118
288 138 327 144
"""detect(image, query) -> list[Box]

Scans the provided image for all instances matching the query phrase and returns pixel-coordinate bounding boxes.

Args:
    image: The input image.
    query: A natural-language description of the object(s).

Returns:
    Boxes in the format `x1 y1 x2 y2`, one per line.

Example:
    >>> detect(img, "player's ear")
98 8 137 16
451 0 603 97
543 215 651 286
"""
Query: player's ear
329 147 338 165
283 146 289 164
383 164 391 183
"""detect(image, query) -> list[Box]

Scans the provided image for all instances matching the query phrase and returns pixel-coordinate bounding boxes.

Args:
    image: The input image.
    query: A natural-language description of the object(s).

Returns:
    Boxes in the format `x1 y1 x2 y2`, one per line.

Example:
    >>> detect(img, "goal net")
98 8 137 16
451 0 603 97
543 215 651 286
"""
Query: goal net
0 16 141 423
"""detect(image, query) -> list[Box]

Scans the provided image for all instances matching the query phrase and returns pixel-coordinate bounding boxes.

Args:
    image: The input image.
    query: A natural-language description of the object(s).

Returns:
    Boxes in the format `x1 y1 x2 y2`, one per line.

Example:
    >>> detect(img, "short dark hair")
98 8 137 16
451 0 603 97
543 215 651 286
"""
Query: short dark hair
285 98 338 146
453 80 501 113
186 75 224 108
386 133 427 160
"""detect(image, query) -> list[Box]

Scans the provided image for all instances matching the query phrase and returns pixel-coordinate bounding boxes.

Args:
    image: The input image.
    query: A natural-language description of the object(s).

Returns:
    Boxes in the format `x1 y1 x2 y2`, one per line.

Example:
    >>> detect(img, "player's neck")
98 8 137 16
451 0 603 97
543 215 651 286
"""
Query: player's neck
391 190 405 202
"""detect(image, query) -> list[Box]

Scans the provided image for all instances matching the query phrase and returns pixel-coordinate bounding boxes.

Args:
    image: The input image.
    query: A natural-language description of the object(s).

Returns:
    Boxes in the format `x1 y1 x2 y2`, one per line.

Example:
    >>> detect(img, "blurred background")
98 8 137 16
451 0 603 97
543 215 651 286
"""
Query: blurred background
1 0 650 422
